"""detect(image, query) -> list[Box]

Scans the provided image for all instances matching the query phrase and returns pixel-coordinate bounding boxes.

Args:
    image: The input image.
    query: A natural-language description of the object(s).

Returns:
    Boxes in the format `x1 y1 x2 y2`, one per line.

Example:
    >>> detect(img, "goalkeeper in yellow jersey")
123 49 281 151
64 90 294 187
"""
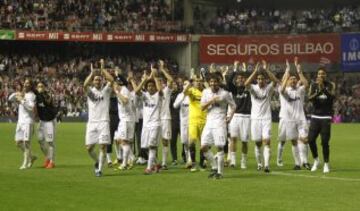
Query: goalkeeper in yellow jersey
183 74 207 171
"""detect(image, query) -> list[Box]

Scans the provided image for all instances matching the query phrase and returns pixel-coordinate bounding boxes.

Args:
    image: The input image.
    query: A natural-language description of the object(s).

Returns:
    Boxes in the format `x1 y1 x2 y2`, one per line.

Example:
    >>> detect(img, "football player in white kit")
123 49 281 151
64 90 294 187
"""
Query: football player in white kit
114 74 136 170
84 60 114 177
201 73 236 179
277 58 311 170
133 68 163 175
245 61 280 173
8 79 37 169
158 60 174 169
173 82 190 164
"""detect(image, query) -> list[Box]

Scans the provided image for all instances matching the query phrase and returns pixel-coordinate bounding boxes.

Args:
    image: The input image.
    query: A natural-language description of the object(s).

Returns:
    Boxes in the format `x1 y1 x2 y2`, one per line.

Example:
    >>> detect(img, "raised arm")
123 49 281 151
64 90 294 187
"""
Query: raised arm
182 80 192 96
263 60 280 85
134 71 149 95
159 60 174 85
173 92 185 109
280 60 291 92
152 68 163 96
296 63 308 88
100 59 114 85
244 62 260 88
83 63 94 91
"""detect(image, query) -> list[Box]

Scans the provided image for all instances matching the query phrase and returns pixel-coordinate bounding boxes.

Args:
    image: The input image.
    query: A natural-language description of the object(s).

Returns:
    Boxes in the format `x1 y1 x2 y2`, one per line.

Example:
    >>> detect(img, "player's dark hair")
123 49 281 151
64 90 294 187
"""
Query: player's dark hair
145 79 156 89
317 67 327 73
37 80 48 87
207 73 221 82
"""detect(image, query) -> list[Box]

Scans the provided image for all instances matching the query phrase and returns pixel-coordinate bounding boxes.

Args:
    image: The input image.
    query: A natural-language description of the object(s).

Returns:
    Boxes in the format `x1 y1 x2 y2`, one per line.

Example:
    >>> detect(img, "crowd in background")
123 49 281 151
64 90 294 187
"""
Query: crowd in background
0 50 179 120
198 6 360 34
2 1 360 35
0 0 183 32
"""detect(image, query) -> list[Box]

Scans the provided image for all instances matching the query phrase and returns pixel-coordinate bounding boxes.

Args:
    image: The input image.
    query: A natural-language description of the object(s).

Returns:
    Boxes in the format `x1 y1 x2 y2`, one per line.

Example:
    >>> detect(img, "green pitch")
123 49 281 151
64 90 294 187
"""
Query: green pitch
0 123 359 211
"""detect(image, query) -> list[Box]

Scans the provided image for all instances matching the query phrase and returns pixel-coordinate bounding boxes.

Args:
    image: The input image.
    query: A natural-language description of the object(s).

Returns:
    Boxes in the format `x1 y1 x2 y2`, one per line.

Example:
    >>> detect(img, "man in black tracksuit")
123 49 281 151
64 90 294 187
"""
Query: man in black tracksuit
224 62 251 168
35 81 58 168
170 82 181 165
308 68 335 173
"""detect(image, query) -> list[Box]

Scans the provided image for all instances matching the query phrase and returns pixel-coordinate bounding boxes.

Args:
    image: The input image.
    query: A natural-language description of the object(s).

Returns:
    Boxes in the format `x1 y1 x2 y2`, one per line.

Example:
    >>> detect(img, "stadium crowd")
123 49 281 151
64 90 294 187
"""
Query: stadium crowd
0 50 179 119
1 52 359 123
1 1 360 35
0 0 181 32
201 6 360 34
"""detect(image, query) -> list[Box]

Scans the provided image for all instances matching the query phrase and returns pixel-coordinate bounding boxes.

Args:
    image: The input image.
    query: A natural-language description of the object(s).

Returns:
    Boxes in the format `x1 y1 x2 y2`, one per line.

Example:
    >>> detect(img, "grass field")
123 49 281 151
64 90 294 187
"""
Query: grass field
0 123 360 211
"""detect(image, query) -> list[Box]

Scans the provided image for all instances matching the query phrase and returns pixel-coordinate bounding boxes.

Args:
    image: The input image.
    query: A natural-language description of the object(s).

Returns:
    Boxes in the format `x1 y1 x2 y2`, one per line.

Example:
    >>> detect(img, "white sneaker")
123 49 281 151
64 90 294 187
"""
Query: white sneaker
19 164 28 170
241 159 247 169
26 156 37 168
276 159 284 167
136 157 144 165
311 158 320 172
323 163 330 173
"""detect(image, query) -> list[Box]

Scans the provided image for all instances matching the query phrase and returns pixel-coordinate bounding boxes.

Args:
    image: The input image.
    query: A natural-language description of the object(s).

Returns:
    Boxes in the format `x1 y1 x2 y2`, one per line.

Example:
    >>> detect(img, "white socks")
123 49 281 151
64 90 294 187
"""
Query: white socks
217 151 225 175
255 145 262 166
162 146 168 166
39 141 48 157
88 147 98 162
241 153 247 162
147 148 156 170
291 145 300 166
264 145 271 167
203 150 216 170
122 144 131 166
23 145 30 167
298 142 309 164
115 143 122 160
48 142 55 162
277 142 284 162
230 152 236 165
98 150 105 171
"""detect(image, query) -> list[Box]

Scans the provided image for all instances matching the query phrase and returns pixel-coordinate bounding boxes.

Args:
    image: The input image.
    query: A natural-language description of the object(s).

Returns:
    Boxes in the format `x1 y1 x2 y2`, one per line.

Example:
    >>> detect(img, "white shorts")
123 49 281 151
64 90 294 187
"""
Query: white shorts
114 120 135 141
201 125 227 147
278 119 308 141
141 126 161 148
229 115 251 142
251 119 272 142
161 119 172 140
15 123 33 142
180 123 189 144
38 120 56 142
85 121 111 145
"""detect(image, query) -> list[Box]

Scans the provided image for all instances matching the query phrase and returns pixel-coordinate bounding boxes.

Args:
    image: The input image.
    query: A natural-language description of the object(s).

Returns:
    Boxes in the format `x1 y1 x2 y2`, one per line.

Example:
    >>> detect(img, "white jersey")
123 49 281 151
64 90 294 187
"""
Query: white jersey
201 88 236 128
141 91 162 127
281 85 307 121
249 83 274 120
134 92 143 121
87 84 111 123
173 92 189 125
160 86 172 120
9 92 36 124
117 86 136 122
278 85 286 119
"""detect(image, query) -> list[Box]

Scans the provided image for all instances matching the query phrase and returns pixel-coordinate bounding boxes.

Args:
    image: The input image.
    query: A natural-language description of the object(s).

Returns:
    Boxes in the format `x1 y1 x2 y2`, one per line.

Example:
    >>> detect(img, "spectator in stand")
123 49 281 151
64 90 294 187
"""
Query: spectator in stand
0 0 182 32
203 6 360 34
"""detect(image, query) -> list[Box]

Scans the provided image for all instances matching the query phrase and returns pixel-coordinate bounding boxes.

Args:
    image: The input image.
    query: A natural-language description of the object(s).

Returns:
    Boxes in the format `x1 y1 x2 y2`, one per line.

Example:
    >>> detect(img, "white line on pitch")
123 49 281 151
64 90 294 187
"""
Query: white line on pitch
272 171 360 182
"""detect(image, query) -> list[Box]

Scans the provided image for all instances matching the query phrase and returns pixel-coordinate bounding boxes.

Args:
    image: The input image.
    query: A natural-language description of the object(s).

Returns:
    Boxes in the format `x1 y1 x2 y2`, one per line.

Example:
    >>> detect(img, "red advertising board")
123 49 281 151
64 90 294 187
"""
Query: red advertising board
200 34 341 64
15 31 190 43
